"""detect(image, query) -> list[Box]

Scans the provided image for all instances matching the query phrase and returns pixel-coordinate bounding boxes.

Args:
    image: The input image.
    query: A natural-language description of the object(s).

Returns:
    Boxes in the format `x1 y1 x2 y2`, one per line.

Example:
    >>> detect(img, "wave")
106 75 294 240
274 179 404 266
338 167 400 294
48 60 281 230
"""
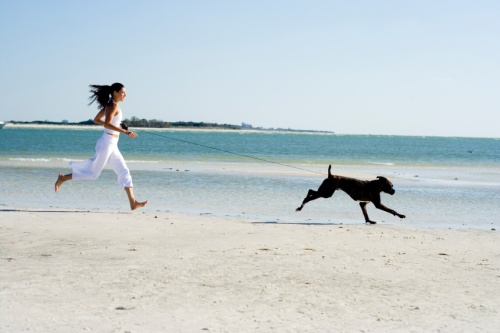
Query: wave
369 162 396 166
9 157 52 162
127 160 159 164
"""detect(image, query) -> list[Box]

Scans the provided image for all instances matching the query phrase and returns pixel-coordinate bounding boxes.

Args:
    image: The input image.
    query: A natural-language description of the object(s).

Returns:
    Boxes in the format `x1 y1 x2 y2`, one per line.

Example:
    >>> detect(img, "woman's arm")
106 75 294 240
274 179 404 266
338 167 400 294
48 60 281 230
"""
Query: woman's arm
93 108 106 125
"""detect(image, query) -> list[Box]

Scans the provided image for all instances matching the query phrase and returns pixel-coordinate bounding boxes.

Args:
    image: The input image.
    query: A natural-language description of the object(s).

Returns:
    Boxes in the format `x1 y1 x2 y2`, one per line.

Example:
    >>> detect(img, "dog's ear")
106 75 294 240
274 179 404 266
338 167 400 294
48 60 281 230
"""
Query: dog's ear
377 176 393 187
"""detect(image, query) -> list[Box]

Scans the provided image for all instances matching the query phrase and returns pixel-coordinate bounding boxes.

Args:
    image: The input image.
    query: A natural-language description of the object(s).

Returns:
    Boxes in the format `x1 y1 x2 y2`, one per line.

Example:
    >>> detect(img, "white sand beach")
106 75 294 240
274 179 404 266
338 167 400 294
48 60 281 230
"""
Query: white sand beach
1 208 498 332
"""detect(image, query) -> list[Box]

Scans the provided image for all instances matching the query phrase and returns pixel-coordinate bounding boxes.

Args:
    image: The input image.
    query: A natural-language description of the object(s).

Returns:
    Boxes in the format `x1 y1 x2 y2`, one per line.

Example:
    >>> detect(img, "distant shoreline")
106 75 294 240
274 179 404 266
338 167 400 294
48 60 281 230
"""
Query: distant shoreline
3 120 335 134
3 121 335 135
4 121 498 139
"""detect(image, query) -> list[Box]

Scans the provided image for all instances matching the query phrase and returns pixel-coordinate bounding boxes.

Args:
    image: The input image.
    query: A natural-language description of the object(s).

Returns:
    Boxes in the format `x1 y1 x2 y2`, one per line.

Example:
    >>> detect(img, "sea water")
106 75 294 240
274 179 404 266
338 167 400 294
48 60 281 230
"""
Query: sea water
1 125 499 230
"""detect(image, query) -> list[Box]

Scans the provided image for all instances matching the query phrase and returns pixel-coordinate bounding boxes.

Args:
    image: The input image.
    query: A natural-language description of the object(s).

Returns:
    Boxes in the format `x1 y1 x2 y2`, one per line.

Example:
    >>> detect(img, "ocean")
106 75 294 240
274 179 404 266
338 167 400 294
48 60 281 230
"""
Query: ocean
1 125 499 230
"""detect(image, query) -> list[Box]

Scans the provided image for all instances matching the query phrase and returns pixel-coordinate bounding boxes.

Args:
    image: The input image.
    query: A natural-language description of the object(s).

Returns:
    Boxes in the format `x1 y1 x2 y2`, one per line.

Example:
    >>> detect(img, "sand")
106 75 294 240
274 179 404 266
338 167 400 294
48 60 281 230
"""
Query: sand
1 208 498 333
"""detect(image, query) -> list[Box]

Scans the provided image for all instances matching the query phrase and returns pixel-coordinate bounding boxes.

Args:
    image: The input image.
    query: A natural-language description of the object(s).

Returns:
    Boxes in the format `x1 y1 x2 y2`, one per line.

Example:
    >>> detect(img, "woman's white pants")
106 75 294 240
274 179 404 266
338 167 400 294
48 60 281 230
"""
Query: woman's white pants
70 133 133 188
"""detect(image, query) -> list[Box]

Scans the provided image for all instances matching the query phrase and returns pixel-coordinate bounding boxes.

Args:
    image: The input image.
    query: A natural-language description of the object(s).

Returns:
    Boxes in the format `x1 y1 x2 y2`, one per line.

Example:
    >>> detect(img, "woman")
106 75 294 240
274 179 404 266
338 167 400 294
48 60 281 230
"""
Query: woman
55 83 148 211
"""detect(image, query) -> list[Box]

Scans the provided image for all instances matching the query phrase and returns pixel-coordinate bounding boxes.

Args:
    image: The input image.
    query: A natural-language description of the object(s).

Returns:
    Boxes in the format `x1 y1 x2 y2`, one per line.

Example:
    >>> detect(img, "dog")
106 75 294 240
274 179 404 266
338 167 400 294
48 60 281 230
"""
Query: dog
296 165 405 224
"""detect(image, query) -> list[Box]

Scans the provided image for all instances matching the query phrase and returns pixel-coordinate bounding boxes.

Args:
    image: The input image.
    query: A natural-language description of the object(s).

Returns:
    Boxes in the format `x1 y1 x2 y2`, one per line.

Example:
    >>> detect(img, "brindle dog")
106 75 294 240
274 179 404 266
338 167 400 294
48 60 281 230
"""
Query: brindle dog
296 165 406 224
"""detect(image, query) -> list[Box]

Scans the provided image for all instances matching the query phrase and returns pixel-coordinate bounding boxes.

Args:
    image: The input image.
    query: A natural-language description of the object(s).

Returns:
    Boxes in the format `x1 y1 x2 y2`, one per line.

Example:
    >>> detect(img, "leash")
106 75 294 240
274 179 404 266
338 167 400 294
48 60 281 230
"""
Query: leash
134 128 325 176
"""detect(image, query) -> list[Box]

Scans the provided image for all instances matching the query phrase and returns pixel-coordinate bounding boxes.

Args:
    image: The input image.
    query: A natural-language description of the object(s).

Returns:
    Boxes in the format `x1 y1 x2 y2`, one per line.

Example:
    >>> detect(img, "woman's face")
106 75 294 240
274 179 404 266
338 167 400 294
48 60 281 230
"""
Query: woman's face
113 87 127 102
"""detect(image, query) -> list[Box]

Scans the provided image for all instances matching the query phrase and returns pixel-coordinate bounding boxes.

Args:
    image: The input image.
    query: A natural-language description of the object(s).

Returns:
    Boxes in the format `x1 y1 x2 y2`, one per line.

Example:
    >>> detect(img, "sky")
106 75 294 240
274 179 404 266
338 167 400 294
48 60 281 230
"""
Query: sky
1 0 499 137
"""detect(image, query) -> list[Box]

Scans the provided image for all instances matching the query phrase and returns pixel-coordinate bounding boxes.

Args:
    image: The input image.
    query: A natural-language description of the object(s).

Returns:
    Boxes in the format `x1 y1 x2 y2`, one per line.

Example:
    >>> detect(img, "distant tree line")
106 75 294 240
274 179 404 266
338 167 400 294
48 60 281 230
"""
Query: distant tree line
10 120 95 126
122 116 241 130
9 118 241 130
8 118 333 133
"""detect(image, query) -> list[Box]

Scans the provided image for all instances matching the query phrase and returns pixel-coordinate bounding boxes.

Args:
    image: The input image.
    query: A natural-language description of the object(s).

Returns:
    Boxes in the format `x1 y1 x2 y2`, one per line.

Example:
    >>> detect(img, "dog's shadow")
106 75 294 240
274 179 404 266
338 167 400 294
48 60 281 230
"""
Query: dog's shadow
252 221 343 226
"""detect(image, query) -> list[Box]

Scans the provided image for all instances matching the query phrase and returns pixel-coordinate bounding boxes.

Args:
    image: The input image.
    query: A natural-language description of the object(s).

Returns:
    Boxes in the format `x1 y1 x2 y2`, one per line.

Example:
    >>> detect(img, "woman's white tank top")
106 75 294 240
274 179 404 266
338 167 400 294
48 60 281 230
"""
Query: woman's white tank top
104 108 123 135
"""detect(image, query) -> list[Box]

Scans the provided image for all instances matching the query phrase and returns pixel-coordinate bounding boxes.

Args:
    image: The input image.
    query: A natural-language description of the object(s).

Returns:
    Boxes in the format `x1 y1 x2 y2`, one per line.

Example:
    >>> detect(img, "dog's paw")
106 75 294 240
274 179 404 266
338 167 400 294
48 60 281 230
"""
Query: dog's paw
399 215 406 219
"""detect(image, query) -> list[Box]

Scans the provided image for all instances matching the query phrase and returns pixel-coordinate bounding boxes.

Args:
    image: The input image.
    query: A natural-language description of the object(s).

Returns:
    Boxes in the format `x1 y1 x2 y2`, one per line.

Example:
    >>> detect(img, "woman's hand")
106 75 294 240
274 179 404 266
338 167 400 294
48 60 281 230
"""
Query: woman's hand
125 131 138 138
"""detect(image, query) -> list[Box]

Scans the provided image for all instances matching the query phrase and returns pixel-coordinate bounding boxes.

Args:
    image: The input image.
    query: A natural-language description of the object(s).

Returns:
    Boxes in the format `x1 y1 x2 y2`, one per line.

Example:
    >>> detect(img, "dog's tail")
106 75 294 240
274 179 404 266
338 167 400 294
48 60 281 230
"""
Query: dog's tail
328 164 332 178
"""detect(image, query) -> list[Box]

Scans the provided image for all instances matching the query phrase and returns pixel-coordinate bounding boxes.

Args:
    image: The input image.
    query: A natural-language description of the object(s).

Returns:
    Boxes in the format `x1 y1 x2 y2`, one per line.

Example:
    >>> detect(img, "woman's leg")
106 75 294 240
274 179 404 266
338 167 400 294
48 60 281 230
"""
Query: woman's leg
56 134 116 194
56 135 112 192
125 187 149 211
70 136 112 181
108 145 148 210
54 173 72 192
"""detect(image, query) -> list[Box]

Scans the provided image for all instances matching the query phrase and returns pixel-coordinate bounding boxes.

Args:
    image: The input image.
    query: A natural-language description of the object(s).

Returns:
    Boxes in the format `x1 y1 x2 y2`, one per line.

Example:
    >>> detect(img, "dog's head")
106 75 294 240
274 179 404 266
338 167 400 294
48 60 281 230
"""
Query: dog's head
377 176 395 195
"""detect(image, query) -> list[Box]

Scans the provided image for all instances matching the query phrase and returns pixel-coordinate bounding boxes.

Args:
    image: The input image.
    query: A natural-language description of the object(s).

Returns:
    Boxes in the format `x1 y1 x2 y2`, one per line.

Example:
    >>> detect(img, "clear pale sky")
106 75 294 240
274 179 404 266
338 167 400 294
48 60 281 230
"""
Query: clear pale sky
1 1 498 137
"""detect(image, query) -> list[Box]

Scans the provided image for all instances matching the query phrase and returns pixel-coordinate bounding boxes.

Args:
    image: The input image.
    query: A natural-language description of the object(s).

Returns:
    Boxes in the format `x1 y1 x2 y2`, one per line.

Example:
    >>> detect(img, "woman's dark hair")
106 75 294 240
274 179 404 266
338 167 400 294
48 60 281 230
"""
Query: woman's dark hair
88 83 124 109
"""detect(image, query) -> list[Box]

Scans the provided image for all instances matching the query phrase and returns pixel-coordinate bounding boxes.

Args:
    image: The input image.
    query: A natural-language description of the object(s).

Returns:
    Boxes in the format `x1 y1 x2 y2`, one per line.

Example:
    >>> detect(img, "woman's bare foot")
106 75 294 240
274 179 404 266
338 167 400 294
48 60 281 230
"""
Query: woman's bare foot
130 200 148 211
55 174 71 192
124 187 148 211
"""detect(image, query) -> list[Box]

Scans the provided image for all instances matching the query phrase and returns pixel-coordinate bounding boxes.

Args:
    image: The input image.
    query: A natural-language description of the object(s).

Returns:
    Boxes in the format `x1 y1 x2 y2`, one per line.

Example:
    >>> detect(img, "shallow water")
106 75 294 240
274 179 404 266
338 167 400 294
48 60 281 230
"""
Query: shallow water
1 126 499 230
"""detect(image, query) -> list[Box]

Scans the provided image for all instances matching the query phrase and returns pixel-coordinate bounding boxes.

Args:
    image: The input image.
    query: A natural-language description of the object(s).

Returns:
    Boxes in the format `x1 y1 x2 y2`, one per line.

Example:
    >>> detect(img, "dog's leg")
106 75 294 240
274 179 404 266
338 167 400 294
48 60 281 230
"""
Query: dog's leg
359 202 377 224
297 167 337 212
373 202 406 219
296 190 320 211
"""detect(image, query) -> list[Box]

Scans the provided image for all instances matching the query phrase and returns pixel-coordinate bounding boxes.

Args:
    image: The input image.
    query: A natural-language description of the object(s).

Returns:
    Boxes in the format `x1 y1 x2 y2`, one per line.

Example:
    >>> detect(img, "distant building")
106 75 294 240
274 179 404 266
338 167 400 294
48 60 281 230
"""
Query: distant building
241 122 252 129
62 119 69 124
